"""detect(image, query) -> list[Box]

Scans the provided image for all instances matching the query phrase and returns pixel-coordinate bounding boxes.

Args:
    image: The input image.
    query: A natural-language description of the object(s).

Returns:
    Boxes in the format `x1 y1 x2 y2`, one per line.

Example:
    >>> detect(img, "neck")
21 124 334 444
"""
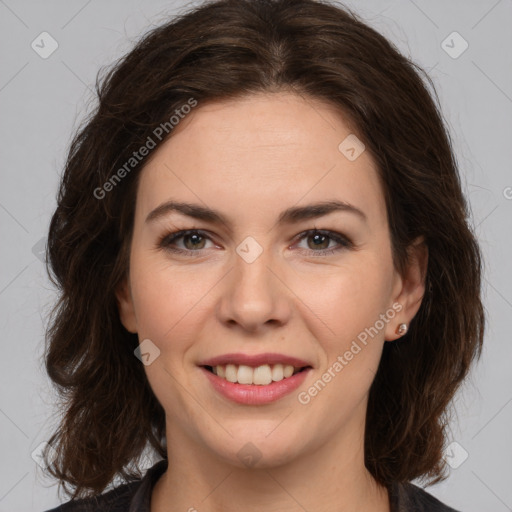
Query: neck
151 415 390 512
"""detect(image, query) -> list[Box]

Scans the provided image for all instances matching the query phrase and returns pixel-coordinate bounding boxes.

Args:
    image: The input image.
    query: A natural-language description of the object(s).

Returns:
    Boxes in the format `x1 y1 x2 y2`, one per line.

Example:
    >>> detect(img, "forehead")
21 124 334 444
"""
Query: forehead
135 92 387 231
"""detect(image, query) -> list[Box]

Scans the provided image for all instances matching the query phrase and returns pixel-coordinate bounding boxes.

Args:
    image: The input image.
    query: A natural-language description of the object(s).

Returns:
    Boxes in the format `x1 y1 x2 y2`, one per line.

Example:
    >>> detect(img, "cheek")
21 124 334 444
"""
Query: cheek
291 258 392 346
292 261 393 424
129 253 221 349
129 260 213 414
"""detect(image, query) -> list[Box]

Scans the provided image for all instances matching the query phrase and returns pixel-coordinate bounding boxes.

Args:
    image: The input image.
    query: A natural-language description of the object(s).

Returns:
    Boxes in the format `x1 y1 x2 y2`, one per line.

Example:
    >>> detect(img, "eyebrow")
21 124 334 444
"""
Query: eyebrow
145 199 367 227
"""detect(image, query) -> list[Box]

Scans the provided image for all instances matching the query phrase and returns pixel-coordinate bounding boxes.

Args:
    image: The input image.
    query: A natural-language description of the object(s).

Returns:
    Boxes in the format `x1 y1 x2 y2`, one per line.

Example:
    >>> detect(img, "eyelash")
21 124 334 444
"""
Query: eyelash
157 228 353 257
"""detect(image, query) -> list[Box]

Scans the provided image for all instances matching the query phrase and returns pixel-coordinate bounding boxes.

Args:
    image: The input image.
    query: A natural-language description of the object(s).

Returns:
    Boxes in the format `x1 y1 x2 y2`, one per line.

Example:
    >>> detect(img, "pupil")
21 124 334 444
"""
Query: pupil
185 234 204 250
310 233 328 249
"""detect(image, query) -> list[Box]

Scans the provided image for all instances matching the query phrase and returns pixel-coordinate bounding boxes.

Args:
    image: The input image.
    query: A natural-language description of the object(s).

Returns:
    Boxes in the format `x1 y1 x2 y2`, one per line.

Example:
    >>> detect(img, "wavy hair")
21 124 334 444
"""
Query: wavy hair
42 0 485 500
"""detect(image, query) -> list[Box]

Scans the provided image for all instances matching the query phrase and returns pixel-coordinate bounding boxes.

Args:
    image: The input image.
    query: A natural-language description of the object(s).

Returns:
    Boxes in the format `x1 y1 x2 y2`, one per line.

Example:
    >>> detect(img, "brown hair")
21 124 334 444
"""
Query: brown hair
42 0 485 500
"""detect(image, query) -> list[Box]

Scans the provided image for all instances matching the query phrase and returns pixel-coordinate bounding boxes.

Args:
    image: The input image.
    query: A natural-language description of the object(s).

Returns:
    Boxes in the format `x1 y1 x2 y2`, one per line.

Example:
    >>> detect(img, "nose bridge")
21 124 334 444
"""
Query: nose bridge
219 234 290 330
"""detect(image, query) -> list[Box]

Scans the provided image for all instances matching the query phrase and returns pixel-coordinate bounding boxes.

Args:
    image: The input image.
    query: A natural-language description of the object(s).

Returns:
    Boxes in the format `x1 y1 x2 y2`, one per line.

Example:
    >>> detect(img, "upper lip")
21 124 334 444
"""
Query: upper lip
198 352 313 368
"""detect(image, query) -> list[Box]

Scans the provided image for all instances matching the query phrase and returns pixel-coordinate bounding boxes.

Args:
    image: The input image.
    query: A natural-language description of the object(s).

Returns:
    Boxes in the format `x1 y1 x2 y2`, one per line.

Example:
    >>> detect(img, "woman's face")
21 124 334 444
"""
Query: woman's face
117 92 425 469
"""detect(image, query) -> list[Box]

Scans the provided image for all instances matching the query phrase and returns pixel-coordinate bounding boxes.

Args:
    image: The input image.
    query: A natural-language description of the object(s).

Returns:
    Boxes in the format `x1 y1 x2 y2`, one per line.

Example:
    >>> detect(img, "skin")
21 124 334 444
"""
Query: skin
116 91 428 512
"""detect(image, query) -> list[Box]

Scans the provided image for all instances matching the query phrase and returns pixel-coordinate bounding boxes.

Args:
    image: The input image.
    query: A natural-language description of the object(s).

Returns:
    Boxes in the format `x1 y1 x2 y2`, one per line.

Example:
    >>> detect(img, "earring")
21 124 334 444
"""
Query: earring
396 323 408 336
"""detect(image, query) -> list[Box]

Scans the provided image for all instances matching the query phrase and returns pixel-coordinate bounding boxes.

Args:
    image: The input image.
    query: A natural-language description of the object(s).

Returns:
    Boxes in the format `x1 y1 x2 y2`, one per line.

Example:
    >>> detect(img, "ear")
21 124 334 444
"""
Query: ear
115 276 138 334
385 236 428 341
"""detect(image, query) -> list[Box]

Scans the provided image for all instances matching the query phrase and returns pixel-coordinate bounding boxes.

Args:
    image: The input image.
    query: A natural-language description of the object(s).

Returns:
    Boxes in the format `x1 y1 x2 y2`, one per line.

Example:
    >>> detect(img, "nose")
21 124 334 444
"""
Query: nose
217 242 292 333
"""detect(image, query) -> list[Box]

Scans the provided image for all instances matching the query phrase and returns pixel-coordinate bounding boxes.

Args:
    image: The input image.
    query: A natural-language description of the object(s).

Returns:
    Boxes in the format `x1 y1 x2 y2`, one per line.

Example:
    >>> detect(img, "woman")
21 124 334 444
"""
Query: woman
41 0 484 510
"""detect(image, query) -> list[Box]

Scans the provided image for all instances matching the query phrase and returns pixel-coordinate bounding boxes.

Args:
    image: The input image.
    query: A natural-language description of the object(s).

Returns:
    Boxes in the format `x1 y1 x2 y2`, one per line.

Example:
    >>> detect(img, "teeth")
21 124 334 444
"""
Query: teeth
283 365 294 378
237 365 254 385
271 364 284 381
210 363 303 385
225 364 238 383
253 364 272 385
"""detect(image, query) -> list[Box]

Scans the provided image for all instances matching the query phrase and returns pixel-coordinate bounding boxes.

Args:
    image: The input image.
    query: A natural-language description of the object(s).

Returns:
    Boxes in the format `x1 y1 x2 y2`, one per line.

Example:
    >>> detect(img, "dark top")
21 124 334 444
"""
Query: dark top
43 459 461 512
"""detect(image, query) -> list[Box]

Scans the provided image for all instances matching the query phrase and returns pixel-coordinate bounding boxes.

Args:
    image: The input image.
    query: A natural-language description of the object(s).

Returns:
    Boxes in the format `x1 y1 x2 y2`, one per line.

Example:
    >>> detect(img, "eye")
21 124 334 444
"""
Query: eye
158 228 353 257
293 229 353 257
158 229 214 254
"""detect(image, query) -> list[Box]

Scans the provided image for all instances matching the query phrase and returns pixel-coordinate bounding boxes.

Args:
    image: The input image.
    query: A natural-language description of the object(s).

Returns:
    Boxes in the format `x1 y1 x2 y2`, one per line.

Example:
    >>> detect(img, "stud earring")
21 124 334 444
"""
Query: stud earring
396 323 408 336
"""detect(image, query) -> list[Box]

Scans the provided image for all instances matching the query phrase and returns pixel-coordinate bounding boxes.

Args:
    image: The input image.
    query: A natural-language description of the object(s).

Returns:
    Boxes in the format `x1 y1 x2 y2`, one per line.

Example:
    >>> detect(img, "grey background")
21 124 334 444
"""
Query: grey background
0 0 511 510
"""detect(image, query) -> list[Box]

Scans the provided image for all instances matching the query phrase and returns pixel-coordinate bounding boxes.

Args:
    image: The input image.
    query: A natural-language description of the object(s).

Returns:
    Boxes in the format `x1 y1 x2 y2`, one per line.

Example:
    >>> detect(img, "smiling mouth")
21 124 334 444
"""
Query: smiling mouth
202 363 311 386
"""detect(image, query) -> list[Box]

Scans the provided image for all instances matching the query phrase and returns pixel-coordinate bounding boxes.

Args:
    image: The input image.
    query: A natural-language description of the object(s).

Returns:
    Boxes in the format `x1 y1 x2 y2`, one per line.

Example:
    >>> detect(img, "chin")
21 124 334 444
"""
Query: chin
208 430 305 470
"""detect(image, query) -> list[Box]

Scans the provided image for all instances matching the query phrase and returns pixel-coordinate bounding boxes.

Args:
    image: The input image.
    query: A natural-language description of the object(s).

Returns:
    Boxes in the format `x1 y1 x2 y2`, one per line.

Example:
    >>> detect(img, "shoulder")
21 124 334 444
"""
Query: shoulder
42 459 168 512
390 481 461 512
42 480 139 511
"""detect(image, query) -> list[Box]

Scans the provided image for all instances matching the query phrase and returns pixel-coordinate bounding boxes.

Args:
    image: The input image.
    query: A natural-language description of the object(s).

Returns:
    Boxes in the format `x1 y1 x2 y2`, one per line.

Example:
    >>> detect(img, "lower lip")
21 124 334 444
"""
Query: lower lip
200 366 312 405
